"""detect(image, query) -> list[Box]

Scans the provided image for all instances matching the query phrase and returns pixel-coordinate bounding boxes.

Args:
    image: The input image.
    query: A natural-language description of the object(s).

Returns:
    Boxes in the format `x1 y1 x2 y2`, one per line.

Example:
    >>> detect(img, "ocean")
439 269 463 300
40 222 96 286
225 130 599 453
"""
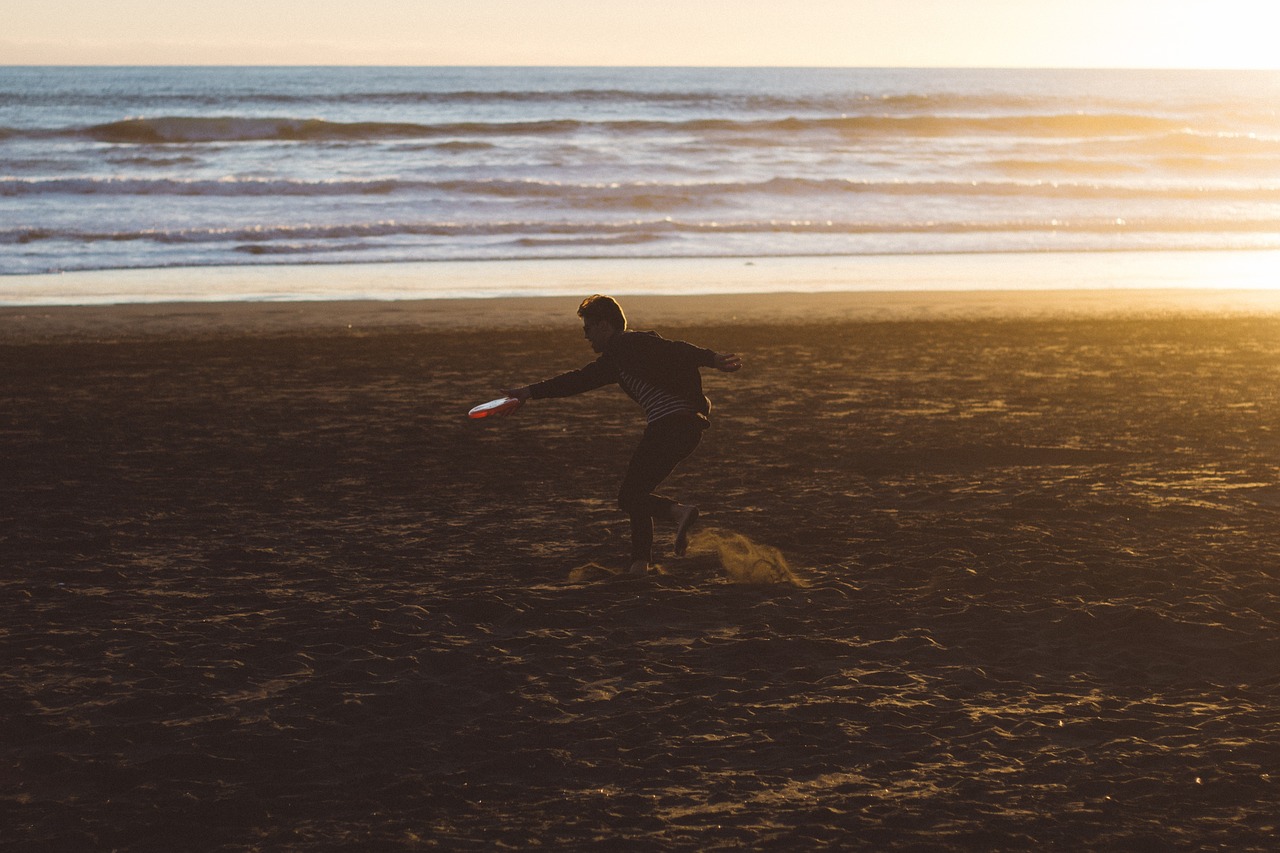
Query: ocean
3 66 1280 295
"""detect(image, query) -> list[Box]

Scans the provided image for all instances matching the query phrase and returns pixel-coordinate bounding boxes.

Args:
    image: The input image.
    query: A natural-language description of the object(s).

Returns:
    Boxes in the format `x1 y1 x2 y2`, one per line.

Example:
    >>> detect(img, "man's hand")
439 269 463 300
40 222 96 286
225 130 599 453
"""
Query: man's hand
714 352 742 373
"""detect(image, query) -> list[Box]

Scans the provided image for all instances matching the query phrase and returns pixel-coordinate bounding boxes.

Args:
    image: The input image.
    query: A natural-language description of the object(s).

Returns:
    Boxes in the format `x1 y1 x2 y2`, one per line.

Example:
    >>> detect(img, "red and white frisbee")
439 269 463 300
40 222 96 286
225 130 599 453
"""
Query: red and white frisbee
468 396 524 419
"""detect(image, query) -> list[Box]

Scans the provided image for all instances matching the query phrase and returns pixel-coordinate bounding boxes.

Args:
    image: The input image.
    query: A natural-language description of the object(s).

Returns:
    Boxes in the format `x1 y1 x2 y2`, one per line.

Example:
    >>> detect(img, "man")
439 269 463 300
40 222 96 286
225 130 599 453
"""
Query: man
506 295 742 576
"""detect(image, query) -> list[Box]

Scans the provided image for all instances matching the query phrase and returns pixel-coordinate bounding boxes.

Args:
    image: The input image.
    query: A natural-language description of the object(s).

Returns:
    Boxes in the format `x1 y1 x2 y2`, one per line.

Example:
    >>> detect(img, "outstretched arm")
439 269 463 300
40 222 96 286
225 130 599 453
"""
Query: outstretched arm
714 352 742 373
504 357 616 404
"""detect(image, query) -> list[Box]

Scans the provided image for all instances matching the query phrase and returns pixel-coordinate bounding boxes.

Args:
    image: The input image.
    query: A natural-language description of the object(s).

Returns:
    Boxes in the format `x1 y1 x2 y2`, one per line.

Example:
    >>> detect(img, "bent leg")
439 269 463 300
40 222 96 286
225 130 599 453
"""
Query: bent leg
617 416 705 564
673 504 699 557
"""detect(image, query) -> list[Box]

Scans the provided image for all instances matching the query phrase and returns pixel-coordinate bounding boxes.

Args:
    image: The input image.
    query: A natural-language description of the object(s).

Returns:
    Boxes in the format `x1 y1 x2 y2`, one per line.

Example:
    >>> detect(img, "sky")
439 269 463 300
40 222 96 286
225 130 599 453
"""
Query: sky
5 0 1279 68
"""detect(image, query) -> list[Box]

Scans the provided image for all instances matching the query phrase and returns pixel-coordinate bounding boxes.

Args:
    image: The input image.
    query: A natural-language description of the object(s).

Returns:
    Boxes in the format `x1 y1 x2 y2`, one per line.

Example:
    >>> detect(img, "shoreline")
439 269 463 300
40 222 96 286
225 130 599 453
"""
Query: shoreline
4 248 1280 304
4 250 1280 343
7 288 1280 344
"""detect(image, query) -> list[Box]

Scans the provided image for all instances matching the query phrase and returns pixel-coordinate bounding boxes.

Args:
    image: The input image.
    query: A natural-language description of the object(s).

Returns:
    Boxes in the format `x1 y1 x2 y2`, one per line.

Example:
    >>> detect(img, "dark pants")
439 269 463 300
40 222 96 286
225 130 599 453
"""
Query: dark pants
617 413 706 563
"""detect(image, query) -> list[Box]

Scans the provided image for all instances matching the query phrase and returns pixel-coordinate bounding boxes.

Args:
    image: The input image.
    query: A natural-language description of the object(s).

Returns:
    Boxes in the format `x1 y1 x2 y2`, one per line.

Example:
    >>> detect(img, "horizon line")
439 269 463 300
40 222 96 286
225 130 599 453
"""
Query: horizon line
4 63 1279 71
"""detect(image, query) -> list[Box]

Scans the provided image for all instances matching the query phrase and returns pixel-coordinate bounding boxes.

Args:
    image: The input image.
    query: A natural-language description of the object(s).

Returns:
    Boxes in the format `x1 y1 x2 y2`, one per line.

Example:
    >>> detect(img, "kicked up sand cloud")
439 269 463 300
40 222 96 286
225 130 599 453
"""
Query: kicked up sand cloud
687 527 806 587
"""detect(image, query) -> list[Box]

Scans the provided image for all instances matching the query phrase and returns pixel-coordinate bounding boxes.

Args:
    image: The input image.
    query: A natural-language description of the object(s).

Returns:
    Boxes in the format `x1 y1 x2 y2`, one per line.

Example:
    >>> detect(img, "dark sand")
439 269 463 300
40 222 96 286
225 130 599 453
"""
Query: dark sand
4 293 1280 850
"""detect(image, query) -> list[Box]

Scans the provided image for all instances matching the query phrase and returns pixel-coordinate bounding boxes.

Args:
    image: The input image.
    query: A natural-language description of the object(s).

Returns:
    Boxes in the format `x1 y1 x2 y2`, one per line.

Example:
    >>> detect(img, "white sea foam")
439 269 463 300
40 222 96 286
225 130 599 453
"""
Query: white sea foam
9 176 1280 201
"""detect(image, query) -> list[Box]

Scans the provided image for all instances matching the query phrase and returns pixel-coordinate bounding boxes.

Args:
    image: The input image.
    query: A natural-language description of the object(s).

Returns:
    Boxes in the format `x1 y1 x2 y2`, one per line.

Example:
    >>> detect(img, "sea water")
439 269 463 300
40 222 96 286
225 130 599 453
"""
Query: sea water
3 67 1280 288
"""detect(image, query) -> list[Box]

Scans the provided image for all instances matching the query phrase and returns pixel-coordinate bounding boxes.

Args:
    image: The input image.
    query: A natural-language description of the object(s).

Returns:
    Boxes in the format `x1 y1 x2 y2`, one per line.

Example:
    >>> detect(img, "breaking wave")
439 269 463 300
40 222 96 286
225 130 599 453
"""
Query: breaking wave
9 176 1280 203
24 112 1272 146
10 216 1280 249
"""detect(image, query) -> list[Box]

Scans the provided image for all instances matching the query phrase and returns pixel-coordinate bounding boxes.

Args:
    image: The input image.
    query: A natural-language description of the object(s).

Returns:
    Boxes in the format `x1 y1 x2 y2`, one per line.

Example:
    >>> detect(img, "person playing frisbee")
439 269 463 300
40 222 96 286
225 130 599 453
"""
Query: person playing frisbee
506 295 742 577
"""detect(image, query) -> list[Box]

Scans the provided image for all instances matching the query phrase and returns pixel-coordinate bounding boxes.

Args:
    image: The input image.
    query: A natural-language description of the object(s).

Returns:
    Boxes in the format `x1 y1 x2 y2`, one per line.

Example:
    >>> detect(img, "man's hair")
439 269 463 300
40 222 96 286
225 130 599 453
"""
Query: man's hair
577 294 627 331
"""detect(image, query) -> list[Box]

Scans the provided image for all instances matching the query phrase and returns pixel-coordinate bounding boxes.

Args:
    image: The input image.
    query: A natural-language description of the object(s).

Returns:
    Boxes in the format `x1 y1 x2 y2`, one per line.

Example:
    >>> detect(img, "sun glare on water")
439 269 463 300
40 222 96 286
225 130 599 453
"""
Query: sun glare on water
1185 252 1280 291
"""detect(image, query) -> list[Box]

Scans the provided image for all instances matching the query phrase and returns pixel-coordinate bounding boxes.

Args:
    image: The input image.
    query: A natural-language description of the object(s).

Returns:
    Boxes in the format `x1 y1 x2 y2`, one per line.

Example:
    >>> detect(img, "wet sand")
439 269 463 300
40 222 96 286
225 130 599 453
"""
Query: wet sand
4 292 1280 849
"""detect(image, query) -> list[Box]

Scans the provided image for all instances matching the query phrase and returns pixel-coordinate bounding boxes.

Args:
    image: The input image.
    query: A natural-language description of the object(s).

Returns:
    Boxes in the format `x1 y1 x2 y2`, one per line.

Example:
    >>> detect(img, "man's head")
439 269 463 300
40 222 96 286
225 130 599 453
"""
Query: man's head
578 294 626 353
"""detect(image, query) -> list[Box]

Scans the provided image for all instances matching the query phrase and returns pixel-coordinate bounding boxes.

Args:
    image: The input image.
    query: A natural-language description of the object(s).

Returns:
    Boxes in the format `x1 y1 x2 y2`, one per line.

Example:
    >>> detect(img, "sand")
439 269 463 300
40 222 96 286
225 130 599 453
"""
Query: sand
4 289 1280 850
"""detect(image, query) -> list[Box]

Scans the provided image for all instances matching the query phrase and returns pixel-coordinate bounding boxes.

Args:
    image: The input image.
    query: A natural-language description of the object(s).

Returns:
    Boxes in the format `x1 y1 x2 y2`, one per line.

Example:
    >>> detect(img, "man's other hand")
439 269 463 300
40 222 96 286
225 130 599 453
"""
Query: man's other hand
713 352 742 373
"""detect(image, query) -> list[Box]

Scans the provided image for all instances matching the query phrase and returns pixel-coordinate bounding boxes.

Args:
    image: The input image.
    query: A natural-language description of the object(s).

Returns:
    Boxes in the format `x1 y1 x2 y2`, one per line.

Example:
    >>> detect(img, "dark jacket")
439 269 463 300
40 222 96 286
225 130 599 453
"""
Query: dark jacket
529 330 717 416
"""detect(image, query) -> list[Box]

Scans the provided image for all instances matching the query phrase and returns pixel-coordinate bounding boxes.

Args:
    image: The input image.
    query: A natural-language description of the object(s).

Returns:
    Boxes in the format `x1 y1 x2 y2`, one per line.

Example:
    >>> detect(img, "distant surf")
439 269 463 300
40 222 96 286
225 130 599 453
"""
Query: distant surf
5 66 1280 281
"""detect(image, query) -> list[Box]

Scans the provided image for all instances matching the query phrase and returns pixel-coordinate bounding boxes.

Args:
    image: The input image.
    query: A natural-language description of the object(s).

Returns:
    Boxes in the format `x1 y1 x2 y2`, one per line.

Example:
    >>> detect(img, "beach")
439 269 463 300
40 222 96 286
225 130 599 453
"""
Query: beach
4 286 1280 850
